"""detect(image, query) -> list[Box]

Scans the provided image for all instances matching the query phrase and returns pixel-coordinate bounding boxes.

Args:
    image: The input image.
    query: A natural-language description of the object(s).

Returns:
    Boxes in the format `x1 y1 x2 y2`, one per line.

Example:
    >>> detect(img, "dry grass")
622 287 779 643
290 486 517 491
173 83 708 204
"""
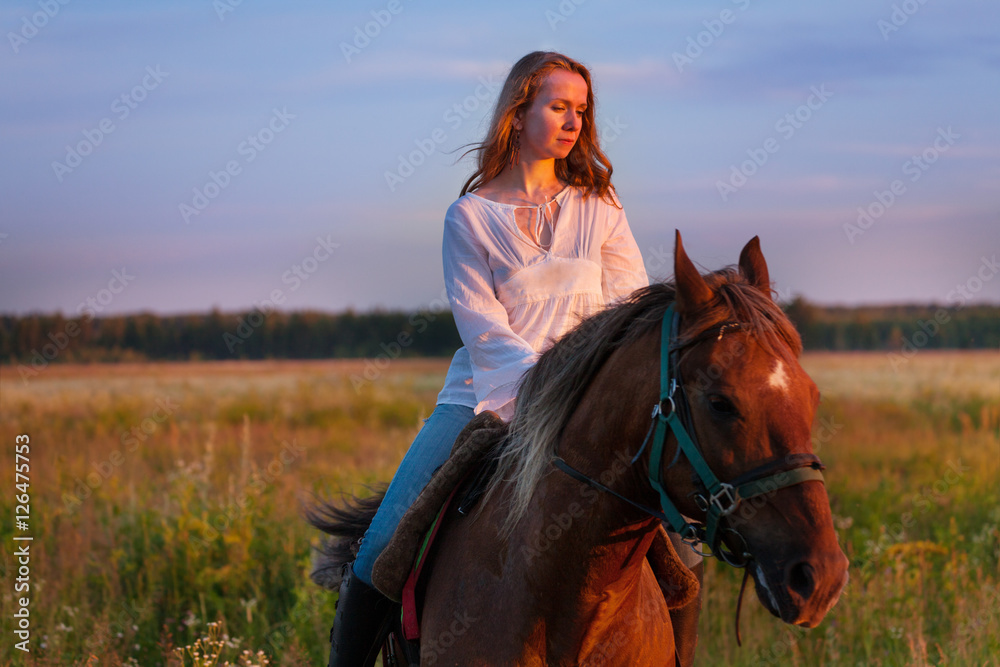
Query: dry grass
0 359 444 667
1 352 997 666
803 350 1000 402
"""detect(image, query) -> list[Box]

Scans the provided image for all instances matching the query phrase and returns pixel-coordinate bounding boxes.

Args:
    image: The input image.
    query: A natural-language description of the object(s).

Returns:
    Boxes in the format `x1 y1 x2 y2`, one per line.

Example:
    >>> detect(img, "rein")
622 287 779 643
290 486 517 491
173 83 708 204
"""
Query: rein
551 304 827 641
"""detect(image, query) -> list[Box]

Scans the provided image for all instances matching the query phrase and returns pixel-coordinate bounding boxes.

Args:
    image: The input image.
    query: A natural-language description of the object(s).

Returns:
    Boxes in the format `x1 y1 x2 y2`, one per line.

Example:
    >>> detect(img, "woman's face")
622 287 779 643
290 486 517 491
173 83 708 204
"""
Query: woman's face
514 69 589 163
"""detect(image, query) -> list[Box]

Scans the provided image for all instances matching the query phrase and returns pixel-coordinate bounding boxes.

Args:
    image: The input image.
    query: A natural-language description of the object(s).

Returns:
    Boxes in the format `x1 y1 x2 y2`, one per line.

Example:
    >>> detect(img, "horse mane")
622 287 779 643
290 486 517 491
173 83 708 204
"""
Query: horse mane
486 267 803 538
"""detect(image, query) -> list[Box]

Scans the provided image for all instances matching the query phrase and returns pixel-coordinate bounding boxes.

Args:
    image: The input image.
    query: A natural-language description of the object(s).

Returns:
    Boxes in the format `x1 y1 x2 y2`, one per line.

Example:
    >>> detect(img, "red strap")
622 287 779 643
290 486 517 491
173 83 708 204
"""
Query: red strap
402 484 461 641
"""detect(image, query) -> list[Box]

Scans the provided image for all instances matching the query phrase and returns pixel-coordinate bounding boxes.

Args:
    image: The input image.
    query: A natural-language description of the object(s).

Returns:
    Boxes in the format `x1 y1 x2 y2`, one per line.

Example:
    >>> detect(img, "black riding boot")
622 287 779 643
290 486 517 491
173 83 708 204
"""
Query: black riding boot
328 561 396 667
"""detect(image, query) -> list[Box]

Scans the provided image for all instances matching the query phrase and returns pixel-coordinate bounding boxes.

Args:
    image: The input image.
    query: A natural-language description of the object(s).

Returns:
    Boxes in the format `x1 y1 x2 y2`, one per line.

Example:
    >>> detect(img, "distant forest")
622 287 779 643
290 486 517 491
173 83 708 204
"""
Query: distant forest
1 298 998 370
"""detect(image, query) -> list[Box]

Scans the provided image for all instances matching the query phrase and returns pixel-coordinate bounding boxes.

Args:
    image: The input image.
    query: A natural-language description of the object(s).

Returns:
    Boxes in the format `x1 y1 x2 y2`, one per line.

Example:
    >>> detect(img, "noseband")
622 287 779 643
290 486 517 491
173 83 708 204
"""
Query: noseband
553 304 826 569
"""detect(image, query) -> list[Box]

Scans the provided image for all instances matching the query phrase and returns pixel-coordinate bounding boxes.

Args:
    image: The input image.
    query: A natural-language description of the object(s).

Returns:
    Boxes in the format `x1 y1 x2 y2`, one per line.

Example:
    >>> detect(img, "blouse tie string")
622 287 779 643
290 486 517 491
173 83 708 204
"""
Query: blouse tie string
533 199 554 249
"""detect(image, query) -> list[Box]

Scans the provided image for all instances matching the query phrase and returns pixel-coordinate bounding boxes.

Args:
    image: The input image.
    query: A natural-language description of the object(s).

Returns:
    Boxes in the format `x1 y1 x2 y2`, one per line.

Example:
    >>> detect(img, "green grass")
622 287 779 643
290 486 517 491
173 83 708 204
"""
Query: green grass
0 353 997 666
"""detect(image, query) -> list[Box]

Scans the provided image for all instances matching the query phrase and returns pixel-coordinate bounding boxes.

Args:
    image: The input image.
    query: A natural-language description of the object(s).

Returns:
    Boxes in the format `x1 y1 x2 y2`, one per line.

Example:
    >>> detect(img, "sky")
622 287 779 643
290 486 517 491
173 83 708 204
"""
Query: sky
1 0 998 319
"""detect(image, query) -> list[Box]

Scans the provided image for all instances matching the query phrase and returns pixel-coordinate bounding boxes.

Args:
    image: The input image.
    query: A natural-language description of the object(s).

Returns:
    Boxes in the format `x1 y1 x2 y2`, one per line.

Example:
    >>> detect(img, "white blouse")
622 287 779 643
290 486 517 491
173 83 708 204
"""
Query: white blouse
436 185 649 418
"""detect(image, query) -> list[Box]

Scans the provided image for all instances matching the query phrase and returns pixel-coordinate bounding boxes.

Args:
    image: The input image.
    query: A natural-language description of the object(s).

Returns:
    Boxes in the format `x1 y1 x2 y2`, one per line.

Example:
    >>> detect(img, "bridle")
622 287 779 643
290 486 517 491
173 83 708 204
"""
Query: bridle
552 304 827 568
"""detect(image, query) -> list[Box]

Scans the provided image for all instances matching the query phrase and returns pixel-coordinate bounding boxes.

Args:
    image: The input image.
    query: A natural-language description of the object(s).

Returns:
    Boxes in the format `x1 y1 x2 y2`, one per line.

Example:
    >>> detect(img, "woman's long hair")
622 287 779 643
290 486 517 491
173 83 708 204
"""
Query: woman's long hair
460 51 617 205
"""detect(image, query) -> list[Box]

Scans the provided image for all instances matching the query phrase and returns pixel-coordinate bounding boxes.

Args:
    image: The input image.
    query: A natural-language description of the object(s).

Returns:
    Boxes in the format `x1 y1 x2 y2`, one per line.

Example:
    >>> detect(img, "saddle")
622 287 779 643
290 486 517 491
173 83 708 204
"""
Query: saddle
371 410 508 599
371 411 700 620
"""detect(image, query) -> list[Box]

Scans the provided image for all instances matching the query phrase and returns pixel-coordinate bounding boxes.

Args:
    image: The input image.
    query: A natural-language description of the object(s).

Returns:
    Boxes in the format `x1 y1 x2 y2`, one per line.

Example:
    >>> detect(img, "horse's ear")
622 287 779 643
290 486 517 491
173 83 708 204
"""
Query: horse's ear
673 230 713 315
738 235 772 299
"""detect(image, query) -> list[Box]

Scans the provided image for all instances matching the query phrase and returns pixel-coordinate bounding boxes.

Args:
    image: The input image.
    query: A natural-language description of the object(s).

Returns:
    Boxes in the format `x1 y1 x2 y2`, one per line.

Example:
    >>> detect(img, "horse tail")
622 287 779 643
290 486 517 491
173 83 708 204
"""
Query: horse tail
305 485 386 590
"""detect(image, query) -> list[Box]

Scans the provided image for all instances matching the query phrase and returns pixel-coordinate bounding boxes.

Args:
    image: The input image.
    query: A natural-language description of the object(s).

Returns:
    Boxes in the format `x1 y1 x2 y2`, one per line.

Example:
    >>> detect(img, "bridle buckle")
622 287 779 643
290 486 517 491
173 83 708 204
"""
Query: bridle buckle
709 483 740 516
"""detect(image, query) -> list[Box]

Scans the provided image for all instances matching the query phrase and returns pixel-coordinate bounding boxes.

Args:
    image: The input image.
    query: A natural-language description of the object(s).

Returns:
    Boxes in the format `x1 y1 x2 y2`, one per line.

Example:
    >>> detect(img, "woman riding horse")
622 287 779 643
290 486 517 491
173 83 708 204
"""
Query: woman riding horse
326 51 704 666
313 232 850 664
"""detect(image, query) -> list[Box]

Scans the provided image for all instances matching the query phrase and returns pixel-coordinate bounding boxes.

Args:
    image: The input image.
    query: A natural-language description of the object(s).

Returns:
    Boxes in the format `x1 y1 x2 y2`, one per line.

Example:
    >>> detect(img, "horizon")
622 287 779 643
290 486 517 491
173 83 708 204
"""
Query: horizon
6 296 1000 322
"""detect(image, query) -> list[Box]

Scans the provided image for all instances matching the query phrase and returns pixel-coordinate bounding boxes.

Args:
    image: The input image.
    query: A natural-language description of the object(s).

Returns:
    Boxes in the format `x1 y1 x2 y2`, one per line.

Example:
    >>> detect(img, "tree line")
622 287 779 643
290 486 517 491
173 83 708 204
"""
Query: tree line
782 297 1000 351
1 299 997 371
1 309 462 373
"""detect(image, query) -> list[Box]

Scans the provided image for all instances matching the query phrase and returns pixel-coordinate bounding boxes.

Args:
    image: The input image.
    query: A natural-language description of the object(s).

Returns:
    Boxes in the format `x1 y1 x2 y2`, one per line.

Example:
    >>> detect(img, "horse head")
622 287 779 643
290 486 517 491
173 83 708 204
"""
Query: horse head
660 231 849 627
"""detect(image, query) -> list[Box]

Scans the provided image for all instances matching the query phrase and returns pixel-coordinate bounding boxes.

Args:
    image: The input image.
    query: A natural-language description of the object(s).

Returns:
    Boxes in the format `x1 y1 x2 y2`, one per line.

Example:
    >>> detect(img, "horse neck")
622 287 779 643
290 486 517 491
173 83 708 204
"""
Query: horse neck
505 464 660 648
510 331 663 623
515 463 660 577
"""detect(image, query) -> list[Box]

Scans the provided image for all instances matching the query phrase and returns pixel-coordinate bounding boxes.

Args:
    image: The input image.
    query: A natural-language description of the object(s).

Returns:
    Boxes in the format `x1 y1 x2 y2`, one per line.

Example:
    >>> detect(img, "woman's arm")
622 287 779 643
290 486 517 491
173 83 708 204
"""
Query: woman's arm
442 203 538 418
601 198 649 303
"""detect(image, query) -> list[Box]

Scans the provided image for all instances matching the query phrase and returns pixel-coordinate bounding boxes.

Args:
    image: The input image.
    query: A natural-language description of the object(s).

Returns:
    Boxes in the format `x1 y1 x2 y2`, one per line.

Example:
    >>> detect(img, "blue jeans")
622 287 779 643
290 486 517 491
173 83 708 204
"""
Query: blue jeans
354 403 475 585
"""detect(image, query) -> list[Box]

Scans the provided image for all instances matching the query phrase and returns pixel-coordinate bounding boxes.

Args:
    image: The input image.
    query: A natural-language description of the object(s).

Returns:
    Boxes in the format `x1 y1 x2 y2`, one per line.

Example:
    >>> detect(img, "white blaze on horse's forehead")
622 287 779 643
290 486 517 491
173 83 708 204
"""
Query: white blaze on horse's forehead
767 360 790 393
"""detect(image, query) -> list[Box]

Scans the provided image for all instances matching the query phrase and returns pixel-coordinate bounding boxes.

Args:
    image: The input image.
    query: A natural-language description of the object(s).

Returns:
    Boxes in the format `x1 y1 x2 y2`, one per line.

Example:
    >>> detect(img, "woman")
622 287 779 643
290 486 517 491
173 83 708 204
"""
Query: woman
328 51 702 666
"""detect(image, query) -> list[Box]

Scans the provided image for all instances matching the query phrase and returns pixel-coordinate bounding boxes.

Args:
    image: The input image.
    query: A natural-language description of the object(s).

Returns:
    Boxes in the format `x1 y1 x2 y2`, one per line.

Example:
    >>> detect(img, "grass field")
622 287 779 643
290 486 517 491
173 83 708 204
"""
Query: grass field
1 352 998 666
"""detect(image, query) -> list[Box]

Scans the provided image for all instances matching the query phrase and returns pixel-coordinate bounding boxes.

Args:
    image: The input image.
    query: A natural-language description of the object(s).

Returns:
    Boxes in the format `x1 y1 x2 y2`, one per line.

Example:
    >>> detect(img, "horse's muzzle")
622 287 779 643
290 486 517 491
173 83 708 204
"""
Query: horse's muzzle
754 548 849 627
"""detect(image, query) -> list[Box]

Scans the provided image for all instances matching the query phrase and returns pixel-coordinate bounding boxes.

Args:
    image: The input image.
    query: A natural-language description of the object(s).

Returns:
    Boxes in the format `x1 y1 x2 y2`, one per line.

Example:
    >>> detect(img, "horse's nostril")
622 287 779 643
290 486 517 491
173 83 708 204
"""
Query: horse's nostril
787 561 816 599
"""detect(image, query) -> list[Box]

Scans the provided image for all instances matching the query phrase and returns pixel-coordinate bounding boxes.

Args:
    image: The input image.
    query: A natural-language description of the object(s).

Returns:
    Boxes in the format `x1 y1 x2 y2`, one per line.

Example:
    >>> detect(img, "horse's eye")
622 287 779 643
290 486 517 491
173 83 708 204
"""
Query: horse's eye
708 395 737 417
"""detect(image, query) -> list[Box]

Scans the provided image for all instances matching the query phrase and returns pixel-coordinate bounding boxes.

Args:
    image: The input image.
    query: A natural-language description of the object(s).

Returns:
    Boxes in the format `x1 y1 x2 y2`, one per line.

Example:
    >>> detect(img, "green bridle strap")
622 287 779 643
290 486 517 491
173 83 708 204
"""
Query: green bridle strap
646 305 827 563
648 305 711 541
647 409 696 540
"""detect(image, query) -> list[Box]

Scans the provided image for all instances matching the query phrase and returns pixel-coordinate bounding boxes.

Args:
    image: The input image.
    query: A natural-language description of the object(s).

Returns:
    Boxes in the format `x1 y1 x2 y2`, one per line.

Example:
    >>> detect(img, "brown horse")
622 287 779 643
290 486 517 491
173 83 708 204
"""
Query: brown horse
312 232 848 665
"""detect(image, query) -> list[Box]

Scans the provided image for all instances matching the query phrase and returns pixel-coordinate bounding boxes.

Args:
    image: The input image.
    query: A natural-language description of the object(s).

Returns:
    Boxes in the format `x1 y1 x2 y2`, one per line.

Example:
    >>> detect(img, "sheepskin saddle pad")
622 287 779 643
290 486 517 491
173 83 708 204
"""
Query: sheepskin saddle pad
371 410 507 600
